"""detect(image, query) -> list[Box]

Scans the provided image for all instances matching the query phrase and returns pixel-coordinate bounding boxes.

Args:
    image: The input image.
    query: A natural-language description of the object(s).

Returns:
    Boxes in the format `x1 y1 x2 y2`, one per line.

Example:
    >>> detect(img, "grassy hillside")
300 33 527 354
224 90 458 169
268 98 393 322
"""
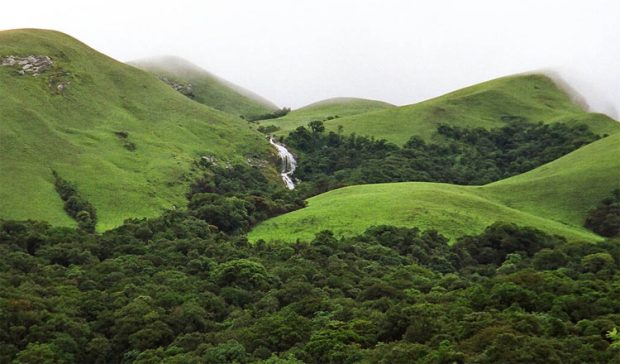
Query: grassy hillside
249 133 620 243
130 56 278 119
257 97 394 135
264 75 620 144
483 132 620 228
0 29 272 230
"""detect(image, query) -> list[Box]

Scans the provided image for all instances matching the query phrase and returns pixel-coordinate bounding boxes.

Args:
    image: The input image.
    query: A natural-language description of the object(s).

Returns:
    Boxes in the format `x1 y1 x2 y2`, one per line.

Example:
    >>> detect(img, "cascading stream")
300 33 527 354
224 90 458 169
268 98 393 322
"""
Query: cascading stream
269 137 297 189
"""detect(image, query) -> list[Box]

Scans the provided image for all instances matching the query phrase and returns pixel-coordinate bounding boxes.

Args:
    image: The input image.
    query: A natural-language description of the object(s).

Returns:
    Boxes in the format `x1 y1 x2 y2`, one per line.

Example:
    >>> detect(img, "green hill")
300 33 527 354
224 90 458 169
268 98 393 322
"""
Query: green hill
130 56 278 119
264 75 620 144
0 29 272 230
482 132 620 228
249 133 620 243
257 97 394 134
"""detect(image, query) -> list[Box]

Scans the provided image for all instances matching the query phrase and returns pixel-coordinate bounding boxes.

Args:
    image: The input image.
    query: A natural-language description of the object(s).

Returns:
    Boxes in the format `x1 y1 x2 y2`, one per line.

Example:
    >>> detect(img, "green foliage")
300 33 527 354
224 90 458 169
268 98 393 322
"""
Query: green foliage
1 218 620 362
285 119 598 193
0 218 620 364
215 259 270 290
52 171 97 232
189 193 252 233
250 133 620 243
257 125 281 134
202 340 249 364
247 107 291 122
585 189 620 237
187 162 304 232
13 343 67 364
452 222 560 267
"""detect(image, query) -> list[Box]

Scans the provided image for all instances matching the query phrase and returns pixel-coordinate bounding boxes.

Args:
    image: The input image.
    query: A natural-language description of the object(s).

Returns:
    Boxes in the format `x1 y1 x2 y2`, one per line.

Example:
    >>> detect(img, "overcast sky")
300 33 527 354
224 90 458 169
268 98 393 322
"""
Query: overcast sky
1 0 618 117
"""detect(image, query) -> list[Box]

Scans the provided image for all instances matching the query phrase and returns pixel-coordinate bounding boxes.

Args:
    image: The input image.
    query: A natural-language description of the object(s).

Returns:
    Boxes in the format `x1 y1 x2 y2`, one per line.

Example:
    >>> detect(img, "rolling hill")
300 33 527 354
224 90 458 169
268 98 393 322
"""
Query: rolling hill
263 74 620 144
130 56 278 119
248 133 620 243
257 97 394 135
0 29 273 230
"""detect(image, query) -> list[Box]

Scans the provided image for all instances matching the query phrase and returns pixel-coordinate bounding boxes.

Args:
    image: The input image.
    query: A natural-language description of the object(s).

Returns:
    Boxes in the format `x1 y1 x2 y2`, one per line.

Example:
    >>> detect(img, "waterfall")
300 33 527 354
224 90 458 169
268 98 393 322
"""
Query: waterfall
269 137 297 189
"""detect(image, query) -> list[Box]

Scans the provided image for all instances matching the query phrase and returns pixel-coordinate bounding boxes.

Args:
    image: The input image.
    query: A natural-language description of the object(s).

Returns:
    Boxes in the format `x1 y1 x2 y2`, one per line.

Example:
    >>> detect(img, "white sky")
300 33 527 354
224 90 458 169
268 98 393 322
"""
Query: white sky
1 0 618 117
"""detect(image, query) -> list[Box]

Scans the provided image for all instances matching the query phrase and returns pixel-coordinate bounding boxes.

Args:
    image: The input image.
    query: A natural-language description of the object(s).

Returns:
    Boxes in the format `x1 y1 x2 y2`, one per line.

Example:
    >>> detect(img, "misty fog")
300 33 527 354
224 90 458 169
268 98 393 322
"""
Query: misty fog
1 0 618 118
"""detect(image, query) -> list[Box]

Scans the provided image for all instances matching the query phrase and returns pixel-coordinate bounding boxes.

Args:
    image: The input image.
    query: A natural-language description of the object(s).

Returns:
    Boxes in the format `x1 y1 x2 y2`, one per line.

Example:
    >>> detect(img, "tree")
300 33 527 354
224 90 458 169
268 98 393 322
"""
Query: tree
308 120 325 134
14 343 66 364
585 189 620 237
202 340 249 364
215 259 269 290
581 252 615 273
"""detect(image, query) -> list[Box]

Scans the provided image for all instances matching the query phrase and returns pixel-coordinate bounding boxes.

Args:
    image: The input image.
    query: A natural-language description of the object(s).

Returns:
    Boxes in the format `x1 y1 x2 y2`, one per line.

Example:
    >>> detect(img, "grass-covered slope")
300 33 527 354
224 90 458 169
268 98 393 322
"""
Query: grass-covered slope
249 134 620 243
130 56 278 119
257 97 394 135
0 29 271 230
483 132 620 228
264 75 620 144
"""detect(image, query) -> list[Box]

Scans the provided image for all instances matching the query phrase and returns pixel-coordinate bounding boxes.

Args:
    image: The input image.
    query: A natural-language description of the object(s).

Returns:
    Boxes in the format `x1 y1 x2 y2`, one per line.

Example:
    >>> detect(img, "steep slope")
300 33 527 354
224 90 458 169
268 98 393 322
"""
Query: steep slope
264 75 620 144
249 134 620 243
257 97 394 135
130 56 278 119
0 29 272 230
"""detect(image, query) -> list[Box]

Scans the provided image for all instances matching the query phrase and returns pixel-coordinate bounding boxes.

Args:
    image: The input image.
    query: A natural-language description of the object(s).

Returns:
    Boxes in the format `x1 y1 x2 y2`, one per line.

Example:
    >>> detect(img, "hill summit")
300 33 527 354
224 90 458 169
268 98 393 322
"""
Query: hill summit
0 29 272 229
130 56 278 119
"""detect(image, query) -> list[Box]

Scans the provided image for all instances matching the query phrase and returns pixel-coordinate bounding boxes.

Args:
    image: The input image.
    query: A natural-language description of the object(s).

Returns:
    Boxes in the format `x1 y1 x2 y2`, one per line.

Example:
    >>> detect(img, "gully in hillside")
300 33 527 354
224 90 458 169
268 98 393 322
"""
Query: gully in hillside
270 137 297 189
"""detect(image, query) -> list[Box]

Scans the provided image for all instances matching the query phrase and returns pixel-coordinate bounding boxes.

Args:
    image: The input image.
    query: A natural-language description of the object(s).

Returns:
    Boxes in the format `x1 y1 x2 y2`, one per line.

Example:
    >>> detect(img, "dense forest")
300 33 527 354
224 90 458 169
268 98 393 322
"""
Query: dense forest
1 217 619 363
281 119 599 196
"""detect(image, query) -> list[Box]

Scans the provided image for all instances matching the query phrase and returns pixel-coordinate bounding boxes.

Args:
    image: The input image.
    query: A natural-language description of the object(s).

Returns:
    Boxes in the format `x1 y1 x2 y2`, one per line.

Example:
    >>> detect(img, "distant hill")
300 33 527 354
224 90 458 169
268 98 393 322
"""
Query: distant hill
264 75 620 144
249 133 620 243
130 56 278 119
257 97 394 134
0 29 272 230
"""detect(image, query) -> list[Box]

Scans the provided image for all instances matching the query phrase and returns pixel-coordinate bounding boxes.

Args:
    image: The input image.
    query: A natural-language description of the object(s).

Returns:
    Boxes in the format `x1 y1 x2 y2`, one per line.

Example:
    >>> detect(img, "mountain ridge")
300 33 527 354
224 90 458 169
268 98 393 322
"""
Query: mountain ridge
129 55 278 118
263 74 620 144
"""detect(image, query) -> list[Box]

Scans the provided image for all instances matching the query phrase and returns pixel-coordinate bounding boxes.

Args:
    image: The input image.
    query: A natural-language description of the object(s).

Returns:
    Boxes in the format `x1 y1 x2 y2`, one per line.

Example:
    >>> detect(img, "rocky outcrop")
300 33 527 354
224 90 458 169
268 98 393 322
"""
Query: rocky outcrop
1 55 53 76
159 77 195 98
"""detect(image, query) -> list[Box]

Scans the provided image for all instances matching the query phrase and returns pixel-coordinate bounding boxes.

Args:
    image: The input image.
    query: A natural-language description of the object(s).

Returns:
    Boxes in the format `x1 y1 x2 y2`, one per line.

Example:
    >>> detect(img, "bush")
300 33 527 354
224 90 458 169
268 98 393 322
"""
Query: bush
52 171 97 232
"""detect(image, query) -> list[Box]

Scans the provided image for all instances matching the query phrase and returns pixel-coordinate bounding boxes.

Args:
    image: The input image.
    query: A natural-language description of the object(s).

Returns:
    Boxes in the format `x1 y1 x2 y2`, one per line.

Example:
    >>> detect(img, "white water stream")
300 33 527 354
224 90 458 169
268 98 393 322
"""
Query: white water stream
269 137 297 189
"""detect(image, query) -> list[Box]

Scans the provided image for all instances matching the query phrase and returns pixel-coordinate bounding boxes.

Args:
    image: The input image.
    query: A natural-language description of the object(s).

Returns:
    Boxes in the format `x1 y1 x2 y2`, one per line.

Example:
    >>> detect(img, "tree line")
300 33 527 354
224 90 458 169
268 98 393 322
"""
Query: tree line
282 119 599 196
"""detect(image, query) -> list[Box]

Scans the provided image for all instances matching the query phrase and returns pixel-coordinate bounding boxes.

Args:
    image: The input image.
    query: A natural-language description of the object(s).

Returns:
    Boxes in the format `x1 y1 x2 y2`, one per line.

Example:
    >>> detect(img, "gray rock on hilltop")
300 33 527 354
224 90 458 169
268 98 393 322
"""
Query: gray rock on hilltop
0 55 53 76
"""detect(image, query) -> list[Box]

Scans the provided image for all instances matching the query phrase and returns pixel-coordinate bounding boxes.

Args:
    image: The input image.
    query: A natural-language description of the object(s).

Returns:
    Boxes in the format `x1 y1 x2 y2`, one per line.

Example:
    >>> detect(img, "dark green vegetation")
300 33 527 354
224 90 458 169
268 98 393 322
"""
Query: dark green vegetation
130 56 279 119
250 132 620 243
52 171 97 233
0 30 273 230
246 108 291 122
585 189 620 237
186 161 304 234
262 75 620 144
283 119 599 195
2 219 620 363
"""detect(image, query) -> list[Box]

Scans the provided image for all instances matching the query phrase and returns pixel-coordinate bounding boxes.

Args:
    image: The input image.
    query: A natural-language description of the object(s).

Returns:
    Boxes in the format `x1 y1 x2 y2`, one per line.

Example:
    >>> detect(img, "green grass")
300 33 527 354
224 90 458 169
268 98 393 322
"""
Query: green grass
249 133 620 243
130 56 278 119
483 132 620 228
263 75 620 144
257 97 394 136
0 29 272 230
